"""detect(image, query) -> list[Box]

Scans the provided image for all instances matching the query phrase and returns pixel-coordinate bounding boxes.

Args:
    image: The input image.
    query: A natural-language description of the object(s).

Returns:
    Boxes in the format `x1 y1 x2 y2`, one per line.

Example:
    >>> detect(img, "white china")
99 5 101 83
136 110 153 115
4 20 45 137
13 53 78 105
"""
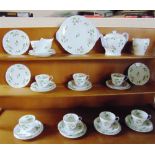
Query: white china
31 38 54 53
100 31 129 56
5 64 31 88
13 120 44 140
73 73 89 87
30 81 56 92
19 115 36 131
106 80 131 90
131 109 151 126
35 74 53 88
58 120 87 138
99 111 119 129
94 117 121 135
68 80 92 91
56 15 100 55
128 62 150 86
28 49 55 57
125 115 153 133
3 29 30 55
111 73 127 86
63 113 82 130
132 38 150 56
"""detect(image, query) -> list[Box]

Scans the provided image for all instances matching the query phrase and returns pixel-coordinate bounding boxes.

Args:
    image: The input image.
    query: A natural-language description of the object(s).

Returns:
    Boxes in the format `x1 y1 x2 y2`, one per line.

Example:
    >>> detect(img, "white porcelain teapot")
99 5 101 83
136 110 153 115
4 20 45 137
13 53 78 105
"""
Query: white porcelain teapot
100 31 129 56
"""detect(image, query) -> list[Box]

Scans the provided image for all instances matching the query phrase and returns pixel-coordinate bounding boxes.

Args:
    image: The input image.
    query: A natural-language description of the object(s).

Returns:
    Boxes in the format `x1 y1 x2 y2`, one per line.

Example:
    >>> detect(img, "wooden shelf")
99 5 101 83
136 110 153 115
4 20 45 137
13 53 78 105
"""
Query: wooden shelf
0 53 155 61
0 83 155 98
0 105 155 144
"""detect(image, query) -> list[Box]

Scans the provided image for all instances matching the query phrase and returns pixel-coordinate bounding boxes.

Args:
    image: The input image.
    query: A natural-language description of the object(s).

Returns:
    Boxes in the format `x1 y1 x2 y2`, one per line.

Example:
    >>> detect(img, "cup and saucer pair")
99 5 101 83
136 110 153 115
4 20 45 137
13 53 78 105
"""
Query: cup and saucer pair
30 74 56 92
68 73 92 91
94 111 121 135
125 109 153 133
106 73 131 90
13 115 44 140
28 38 56 57
58 113 87 138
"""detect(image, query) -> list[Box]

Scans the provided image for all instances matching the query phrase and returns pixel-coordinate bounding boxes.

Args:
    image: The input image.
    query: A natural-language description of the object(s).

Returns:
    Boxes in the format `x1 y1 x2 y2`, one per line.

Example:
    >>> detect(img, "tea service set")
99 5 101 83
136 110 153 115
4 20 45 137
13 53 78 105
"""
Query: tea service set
106 60 150 90
29 38 56 57
58 113 87 138
30 74 56 92
100 31 150 56
125 109 153 133
94 111 121 135
106 73 131 90
13 109 153 140
4 61 150 92
2 16 150 57
13 114 44 140
68 73 92 91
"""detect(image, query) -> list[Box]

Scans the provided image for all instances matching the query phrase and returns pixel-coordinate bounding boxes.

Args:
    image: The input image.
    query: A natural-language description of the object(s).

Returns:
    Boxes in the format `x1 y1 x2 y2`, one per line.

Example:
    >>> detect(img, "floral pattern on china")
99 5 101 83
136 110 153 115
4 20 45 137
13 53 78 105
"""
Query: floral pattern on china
100 31 129 56
56 15 100 55
128 63 150 86
5 64 31 88
3 29 30 55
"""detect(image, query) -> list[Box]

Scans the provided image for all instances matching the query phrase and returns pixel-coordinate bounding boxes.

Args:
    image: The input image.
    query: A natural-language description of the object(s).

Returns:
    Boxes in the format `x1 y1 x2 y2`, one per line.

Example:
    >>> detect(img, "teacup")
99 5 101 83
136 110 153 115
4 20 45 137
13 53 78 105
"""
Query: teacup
132 38 150 56
73 73 89 87
19 115 36 131
32 38 53 53
111 73 127 86
35 74 53 88
63 113 82 130
131 109 151 126
99 111 119 129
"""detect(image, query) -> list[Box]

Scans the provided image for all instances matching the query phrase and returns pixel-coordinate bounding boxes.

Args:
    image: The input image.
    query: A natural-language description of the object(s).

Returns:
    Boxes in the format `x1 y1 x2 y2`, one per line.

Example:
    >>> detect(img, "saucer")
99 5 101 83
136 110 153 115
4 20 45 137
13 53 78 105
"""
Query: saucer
30 81 56 92
125 115 153 133
13 120 44 140
94 117 121 135
28 49 56 57
106 80 131 90
58 120 87 138
68 80 92 91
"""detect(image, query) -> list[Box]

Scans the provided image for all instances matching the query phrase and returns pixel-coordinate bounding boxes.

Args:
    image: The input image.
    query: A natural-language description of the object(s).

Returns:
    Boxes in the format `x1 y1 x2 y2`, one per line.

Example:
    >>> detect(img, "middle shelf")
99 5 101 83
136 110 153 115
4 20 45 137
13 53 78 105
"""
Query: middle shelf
0 83 155 98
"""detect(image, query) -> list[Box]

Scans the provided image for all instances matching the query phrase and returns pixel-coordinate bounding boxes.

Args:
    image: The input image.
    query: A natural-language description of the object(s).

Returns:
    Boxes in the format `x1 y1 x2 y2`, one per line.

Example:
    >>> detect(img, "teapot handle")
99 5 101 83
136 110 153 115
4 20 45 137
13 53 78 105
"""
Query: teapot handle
100 34 108 48
122 32 129 42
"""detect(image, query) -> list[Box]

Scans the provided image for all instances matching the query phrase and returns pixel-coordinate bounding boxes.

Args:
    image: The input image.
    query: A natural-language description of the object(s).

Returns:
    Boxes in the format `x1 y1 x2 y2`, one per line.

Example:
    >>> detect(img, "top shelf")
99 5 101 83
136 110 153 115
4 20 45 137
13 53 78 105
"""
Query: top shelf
0 53 155 61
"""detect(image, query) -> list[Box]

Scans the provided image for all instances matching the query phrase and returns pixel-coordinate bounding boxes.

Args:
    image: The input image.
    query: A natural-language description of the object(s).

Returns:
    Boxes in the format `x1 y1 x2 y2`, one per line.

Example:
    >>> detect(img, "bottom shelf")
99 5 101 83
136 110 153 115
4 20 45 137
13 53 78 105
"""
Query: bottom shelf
0 105 155 144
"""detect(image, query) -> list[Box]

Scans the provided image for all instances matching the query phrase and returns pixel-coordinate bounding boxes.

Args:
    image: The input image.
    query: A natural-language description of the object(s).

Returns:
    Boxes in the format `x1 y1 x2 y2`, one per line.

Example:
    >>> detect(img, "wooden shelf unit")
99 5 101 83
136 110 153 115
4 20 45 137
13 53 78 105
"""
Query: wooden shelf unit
0 26 155 143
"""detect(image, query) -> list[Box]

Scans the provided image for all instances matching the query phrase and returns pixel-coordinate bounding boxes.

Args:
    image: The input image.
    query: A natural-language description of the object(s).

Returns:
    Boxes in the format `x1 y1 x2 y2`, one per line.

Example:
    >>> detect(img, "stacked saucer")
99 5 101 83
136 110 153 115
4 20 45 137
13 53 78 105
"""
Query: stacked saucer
68 73 92 91
29 49 55 57
94 111 121 135
125 109 153 133
28 38 55 57
30 74 56 92
58 113 87 138
13 115 44 140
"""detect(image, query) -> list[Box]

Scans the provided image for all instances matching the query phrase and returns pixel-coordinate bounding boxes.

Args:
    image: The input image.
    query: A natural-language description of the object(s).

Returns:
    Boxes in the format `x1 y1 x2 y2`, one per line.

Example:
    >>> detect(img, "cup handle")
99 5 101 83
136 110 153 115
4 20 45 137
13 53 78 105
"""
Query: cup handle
79 116 82 121
115 116 119 122
86 75 90 81
124 76 128 81
49 75 53 81
148 115 151 120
